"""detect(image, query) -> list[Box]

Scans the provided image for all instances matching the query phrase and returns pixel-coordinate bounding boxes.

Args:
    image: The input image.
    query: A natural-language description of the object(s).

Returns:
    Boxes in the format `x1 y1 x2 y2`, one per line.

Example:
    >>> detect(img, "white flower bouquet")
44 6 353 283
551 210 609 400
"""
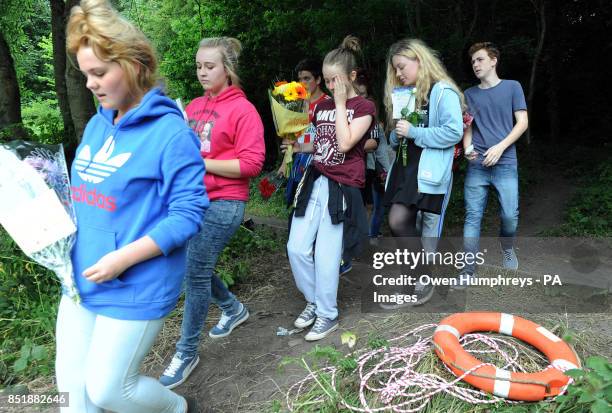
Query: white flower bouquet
0 140 79 302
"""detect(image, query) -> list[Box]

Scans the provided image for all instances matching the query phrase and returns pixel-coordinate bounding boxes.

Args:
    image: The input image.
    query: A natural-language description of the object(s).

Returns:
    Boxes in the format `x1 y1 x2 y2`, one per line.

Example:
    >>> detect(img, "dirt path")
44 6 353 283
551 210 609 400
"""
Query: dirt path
147 248 610 413
140 165 610 413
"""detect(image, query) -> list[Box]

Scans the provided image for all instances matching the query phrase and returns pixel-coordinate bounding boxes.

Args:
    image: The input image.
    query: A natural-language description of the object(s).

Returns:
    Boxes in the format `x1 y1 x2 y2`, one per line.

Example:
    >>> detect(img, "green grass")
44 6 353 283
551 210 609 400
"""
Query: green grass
246 172 291 219
0 228 59 387
278 327 612 413
216 223 285 287
541 161 612 237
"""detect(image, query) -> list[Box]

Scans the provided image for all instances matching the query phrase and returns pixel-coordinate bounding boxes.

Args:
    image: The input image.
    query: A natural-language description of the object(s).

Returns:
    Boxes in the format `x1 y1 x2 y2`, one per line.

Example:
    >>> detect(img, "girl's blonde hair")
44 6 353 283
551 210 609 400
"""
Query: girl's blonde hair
323 35 361 76
66 0 158 96
383 39 465 126
198 37 243 88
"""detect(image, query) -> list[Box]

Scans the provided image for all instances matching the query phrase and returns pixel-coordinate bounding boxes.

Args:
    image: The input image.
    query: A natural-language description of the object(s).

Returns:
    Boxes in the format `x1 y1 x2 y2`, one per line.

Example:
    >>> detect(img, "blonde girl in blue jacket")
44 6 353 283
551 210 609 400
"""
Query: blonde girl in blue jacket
382 39 463 304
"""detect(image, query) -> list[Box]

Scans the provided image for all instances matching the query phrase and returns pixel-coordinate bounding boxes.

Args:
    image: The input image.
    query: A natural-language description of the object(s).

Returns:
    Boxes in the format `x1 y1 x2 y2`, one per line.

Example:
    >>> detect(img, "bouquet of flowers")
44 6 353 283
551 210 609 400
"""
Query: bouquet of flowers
0 140 80 302
268 81 310 176
257 173 285 200
392 87 420 167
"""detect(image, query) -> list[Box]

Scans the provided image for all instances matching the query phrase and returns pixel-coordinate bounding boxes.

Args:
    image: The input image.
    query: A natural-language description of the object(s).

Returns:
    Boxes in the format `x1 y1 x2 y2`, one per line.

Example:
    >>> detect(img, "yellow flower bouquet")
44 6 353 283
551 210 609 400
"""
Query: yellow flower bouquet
268 81 310 176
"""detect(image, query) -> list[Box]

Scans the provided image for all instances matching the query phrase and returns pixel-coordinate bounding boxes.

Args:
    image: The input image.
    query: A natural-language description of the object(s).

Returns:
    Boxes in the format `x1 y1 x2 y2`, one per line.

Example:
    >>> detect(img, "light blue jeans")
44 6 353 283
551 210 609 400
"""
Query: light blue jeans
417 174 453 253
287 175 343 320
55 296 185 413
176 200 244 356
463 162 519 273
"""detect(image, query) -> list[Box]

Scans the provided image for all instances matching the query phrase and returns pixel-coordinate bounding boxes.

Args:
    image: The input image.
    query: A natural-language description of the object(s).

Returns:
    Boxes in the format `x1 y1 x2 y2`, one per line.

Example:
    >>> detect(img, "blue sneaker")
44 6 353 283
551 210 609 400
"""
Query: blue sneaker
339 260 353 276
159 352 199 389
209 303 249 339
305 316 338 341
502 247 519 270
294 302 317 328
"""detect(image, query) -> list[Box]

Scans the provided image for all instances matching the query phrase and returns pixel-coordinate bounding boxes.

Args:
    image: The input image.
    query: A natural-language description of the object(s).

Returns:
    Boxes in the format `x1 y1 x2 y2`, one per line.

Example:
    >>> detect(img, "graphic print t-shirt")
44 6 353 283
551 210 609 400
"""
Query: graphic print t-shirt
312 96 375 187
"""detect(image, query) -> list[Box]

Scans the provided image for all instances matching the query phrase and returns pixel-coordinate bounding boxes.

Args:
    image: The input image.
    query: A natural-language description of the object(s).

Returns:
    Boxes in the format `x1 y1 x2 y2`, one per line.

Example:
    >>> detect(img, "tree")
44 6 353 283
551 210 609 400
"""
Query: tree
526 0 547 144
50 0 77 149
64 0 96 148
0 31 26 138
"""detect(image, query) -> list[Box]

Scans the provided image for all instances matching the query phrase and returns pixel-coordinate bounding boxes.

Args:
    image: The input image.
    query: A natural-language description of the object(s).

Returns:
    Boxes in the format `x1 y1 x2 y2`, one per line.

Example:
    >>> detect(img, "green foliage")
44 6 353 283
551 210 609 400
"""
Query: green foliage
0 228 59 386
216 224 283 286
21 99 64 144
367 333 389 350
494 356 612 413
246 173 290 219
1 0 54 104
544 161 612 237
555 357 612 413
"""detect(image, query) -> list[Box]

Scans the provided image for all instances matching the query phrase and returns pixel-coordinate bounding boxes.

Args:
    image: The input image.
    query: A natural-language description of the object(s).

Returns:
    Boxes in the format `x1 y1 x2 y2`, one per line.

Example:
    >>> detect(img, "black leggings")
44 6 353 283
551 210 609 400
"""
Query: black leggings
388 203 419 237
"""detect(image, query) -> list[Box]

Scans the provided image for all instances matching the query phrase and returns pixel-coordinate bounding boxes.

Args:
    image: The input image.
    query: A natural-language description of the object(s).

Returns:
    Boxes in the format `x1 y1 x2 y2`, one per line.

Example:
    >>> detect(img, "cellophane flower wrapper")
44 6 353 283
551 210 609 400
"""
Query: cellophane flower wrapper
268 81 310 176
0 140 80 302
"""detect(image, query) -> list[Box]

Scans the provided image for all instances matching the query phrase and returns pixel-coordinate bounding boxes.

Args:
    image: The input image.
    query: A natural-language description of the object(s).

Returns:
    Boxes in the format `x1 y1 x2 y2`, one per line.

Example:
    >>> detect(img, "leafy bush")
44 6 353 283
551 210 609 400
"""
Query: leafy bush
21 99 64 145
544 162 612 237
496 356 612 413
0 228 59 386
216 224 284 287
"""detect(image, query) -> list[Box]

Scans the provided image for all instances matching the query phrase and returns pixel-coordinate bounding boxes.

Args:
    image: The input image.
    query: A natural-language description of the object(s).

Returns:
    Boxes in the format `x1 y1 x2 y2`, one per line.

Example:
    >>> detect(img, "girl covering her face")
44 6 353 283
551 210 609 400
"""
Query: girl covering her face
285 35 375 341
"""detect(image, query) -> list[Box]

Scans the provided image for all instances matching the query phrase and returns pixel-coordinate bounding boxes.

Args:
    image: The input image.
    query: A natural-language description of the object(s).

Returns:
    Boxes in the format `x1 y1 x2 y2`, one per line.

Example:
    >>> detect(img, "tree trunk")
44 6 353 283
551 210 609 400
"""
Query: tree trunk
406 0 422 36
544 1 560 142
0 30 26 138
50 0 77 150
64 0 96 146
526 0 547 144
452 0 479 83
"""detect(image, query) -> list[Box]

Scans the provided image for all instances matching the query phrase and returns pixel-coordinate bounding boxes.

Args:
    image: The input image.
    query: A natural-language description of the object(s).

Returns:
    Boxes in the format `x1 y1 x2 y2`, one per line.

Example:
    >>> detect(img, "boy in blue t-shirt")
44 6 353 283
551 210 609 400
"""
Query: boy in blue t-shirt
459 42 529 283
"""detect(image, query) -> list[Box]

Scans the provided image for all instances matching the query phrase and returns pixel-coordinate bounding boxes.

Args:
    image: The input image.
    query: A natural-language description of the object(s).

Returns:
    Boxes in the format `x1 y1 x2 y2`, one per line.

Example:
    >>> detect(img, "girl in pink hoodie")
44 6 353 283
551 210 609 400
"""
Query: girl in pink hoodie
160 37 265 389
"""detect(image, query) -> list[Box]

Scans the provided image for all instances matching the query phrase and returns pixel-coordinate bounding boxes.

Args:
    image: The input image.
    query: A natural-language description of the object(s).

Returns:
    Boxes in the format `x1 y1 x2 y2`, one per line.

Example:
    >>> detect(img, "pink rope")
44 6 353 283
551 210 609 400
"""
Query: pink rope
286 324 572 412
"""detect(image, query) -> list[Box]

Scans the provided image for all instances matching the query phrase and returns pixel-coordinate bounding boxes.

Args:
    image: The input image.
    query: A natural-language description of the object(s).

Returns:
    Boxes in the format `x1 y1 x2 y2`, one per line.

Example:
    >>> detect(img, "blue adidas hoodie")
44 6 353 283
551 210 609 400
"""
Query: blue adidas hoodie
70 88 208 320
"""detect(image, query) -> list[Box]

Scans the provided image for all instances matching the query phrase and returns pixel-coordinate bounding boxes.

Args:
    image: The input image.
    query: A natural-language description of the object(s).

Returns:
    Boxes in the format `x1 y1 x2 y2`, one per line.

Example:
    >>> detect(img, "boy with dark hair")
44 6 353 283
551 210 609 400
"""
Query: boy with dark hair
458 42 528 285
278 58 329 206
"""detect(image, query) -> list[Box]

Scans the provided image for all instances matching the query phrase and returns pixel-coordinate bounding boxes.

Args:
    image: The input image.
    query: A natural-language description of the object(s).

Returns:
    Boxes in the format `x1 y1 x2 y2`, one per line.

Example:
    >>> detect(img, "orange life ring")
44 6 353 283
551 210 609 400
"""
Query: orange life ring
433 312 580 401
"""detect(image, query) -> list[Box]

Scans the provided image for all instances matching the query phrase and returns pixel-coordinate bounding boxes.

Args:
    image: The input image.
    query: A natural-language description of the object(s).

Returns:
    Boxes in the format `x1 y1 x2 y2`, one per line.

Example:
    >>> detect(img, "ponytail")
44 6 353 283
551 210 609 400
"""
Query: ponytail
323 35 362 76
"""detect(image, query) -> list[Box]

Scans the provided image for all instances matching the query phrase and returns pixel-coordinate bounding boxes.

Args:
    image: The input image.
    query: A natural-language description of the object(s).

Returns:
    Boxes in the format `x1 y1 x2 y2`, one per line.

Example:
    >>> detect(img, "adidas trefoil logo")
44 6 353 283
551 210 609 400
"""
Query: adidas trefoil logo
75 136 131 183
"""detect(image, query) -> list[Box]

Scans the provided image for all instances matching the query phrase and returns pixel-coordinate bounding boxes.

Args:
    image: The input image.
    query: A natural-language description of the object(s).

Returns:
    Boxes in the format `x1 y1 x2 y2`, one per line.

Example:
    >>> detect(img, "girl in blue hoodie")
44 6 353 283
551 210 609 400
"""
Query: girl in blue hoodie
59 1 207 412
381 39 463 305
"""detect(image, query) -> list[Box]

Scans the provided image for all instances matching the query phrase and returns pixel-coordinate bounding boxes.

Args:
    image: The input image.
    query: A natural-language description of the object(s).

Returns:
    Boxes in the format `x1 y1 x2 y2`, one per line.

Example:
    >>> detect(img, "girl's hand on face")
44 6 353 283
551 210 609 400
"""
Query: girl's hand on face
395 119 411 138
333 75 348 106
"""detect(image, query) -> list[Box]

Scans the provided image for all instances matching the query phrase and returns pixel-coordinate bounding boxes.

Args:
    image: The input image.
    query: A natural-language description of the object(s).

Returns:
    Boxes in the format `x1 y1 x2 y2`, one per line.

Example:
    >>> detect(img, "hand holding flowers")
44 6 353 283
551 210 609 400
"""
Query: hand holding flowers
269 80 310 176
396 105 424 167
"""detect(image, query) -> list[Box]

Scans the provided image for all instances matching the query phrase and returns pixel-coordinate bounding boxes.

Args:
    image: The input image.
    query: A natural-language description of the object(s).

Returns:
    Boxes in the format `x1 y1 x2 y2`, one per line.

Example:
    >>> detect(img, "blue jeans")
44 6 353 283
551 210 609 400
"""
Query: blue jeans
176 200 245 356
369 184 384 237
463 162 519 273
56 297 184 413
